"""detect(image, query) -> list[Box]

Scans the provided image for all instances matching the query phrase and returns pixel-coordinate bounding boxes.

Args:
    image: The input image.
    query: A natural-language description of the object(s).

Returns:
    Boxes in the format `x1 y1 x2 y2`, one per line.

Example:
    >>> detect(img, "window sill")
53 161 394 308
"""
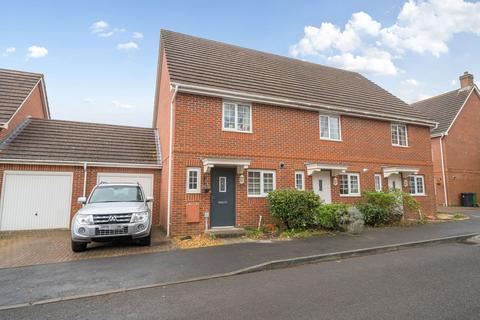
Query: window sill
320 138 342 142
339 194 361 197
222 128 253 134
410 194 427 197
186 190 201 194
392 144 409 148
247 194 268 198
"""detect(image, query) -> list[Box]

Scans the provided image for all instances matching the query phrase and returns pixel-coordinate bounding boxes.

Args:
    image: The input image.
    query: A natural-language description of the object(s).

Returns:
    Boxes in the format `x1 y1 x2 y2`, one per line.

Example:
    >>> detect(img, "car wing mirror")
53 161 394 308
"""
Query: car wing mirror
77 197 87 205
146 196 154 203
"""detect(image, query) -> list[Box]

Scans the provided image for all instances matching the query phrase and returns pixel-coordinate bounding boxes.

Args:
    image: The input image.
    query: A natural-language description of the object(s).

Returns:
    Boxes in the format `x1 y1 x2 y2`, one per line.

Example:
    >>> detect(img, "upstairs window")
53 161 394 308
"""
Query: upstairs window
320 115 341 141
339 173 360 196
295 171 305 190
223 102 252 133
408 175 425 195
374 174 382 192
248 170 275 197
391 123 408 147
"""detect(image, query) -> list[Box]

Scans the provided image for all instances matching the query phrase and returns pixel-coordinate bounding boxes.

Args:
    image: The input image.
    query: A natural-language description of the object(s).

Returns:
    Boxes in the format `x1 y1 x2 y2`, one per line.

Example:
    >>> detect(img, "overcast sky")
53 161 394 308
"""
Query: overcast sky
1 0 479 127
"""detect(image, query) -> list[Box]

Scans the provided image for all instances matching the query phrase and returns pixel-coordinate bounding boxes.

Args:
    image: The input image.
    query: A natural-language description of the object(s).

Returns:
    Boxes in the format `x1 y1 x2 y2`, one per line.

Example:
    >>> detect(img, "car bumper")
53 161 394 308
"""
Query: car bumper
71 222 151 242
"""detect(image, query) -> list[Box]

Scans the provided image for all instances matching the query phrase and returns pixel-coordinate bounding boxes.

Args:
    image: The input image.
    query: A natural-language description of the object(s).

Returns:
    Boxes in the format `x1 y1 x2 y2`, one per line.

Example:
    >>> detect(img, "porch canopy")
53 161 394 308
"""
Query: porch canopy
202 157 251 174
306 163 348 176
383 166 419 178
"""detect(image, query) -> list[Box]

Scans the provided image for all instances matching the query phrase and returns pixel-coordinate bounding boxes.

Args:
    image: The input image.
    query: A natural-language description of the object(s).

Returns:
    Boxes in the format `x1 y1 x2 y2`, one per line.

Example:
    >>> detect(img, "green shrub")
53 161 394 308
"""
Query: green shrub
314 203 349 231
267 189 321 230
356 203 391 226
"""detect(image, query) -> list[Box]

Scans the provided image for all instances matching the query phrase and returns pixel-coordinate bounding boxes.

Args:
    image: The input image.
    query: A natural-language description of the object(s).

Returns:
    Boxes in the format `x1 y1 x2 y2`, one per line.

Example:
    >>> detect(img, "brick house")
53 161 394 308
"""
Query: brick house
154 30 438 236
0 69 161 231
412 72 480 206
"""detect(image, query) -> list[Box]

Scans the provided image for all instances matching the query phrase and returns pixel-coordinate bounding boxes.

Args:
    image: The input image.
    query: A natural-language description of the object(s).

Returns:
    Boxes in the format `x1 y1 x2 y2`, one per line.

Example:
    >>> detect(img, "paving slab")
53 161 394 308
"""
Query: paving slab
0 217 479 307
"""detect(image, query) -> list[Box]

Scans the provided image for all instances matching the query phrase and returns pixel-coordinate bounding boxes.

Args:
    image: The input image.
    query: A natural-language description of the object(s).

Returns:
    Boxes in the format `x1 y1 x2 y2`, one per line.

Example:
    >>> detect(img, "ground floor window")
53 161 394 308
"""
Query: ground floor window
295 171 305 190
248 170 276 197
374 174 382 192
339 173 360 196
186 168 201 193
408 175 425 195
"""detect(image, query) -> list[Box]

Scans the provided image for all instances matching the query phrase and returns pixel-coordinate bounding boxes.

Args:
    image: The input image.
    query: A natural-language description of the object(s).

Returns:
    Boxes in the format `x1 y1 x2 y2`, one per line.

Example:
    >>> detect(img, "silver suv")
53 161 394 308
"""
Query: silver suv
71 182 153 252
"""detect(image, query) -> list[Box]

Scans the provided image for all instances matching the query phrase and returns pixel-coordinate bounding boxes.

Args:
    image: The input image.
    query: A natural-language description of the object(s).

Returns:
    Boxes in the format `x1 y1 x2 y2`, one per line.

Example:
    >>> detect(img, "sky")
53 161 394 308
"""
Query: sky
1 0 479 128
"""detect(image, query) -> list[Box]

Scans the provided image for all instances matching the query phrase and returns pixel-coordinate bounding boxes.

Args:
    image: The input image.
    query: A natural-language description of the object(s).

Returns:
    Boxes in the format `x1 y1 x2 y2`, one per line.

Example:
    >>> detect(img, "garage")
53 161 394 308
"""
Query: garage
0 171 73 231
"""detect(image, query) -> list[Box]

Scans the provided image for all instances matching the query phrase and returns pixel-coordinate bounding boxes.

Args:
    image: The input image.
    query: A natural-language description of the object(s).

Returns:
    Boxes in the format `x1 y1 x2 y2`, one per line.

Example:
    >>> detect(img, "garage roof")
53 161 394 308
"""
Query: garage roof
0 118 161 167
0 69 49 124
158 30 434 127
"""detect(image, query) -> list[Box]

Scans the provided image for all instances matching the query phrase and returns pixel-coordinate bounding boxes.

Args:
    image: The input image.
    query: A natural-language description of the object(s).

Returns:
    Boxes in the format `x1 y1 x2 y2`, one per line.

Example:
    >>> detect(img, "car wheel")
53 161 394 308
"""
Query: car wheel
71 240 87 252
139 233 151 246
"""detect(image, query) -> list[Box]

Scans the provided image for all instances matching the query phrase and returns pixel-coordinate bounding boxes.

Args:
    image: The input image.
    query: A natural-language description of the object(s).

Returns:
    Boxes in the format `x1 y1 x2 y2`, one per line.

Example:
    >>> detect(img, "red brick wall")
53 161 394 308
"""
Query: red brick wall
163 93 436 235
442 90 480 206
0 84 47 140
0 164 161 227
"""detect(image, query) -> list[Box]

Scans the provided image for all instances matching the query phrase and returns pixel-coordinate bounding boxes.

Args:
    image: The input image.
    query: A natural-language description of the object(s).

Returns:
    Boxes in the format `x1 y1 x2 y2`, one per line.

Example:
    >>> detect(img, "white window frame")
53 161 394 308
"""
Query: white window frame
247 170 276 197
339 173 361 197
391 123 408 147
222 101 252 133
319 114 342 141
374 174 382 192
186 168 201 194
408 175 425 196
295 171 305 190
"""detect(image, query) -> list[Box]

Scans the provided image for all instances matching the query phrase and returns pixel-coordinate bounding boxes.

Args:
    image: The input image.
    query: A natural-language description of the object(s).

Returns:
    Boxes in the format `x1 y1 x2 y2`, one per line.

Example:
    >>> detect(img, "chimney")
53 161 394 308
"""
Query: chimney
459 71 474 89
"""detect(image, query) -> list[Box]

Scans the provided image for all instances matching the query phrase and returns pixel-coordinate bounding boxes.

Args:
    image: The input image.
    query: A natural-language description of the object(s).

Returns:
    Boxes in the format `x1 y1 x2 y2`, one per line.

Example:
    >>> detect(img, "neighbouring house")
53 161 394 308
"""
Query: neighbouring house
153 30 438 236
412 72 480 206
0 69 162 231
0 69 50 140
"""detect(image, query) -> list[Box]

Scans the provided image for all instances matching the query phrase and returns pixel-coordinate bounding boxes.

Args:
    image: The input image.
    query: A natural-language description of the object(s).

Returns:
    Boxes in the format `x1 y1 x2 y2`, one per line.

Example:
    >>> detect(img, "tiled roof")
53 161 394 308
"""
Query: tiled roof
160 29 432 124
0 118 161 166
411 87 473 135
0 69 43 124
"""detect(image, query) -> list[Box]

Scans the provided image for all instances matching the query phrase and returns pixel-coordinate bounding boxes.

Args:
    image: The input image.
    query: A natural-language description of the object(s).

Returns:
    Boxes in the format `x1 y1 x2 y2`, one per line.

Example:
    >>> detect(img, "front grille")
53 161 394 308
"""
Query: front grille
93 213 132 224
95 226 129 236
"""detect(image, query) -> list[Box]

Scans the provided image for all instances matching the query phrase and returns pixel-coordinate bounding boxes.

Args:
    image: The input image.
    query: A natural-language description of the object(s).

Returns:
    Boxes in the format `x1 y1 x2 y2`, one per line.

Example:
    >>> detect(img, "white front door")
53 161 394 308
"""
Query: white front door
313 171 332 204
388 174 402 191
0 171 73 231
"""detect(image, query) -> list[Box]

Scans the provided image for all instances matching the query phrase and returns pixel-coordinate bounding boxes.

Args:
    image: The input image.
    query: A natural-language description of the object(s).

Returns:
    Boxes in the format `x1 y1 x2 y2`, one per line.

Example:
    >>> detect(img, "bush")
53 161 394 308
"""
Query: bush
314 203 349 231
356 203 391 226
267 189 321 230
357 190 421 226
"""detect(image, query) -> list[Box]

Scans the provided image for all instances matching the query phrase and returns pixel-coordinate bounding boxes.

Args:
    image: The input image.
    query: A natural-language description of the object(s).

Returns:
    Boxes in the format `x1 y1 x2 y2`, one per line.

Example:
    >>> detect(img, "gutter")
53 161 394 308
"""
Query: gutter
166 84 179 237
439 134 448 206
0 158 162 169
83 162 87 197
171 82 438 128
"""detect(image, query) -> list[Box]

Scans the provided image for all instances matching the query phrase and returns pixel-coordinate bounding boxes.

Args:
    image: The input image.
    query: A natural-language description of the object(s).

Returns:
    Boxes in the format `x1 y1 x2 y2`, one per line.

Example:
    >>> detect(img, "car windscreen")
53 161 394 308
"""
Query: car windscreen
89 186 144 203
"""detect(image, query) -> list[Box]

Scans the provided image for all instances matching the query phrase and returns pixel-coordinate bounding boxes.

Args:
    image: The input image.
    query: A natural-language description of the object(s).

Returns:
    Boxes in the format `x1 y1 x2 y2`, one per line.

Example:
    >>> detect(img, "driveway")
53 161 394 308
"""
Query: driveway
0 227 174 269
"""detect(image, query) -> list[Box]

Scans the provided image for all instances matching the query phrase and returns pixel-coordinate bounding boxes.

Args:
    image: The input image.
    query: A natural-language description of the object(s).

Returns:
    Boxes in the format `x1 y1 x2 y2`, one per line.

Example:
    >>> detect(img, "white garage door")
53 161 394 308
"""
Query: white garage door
96 173 154 207
0 171 73 231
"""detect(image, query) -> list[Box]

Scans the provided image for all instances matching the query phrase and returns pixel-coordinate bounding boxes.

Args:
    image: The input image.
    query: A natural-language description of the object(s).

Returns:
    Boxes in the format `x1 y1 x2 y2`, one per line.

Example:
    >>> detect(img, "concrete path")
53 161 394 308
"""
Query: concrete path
1 216 479 308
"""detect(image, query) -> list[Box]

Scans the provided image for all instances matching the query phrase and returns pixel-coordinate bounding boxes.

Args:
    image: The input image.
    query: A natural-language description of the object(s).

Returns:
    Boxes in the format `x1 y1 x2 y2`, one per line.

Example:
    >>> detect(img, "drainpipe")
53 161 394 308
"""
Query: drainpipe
439 135 448 206
166 84 179 237
82 162 88 198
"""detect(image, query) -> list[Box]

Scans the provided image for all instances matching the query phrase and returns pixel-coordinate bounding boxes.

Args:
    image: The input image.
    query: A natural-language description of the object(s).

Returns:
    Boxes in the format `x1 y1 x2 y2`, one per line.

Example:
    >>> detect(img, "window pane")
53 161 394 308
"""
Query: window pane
408 176 416 194
320 116 329 138
416 177 424 194
219 177 226 193
263 172 274 193
223 104 236 129
237 105 251 131
329 116 340 140
248 171 261 195
375 175 382 192
295 173 304 190
398 125 407 146
339 175 349 195
350 175 359 194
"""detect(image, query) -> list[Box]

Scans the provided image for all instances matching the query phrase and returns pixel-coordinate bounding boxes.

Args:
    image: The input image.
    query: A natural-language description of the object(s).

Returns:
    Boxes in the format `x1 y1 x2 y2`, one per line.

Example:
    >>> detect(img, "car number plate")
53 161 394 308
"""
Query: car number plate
99 225 124 230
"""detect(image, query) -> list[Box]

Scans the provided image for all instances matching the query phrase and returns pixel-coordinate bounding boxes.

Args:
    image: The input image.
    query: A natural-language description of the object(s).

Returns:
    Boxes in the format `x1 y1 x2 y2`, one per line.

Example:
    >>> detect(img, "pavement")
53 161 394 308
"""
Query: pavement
0 214 479 309
0 227 174 268
2 241 480 319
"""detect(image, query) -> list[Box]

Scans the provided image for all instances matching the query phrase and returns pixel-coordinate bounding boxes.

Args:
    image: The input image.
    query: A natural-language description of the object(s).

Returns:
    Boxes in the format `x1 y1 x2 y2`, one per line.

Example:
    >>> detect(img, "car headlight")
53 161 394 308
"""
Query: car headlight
75 214 94 225
131 211 149 223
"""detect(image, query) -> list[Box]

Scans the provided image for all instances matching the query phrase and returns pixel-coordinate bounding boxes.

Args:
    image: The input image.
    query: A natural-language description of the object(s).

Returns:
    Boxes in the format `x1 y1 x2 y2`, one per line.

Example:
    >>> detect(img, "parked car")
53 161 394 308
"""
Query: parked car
71 182 153 252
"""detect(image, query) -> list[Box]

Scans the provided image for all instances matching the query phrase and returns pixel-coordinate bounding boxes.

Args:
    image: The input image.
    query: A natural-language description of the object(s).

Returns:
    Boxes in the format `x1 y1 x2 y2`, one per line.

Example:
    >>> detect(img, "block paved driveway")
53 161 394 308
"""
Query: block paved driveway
0 227 174 269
